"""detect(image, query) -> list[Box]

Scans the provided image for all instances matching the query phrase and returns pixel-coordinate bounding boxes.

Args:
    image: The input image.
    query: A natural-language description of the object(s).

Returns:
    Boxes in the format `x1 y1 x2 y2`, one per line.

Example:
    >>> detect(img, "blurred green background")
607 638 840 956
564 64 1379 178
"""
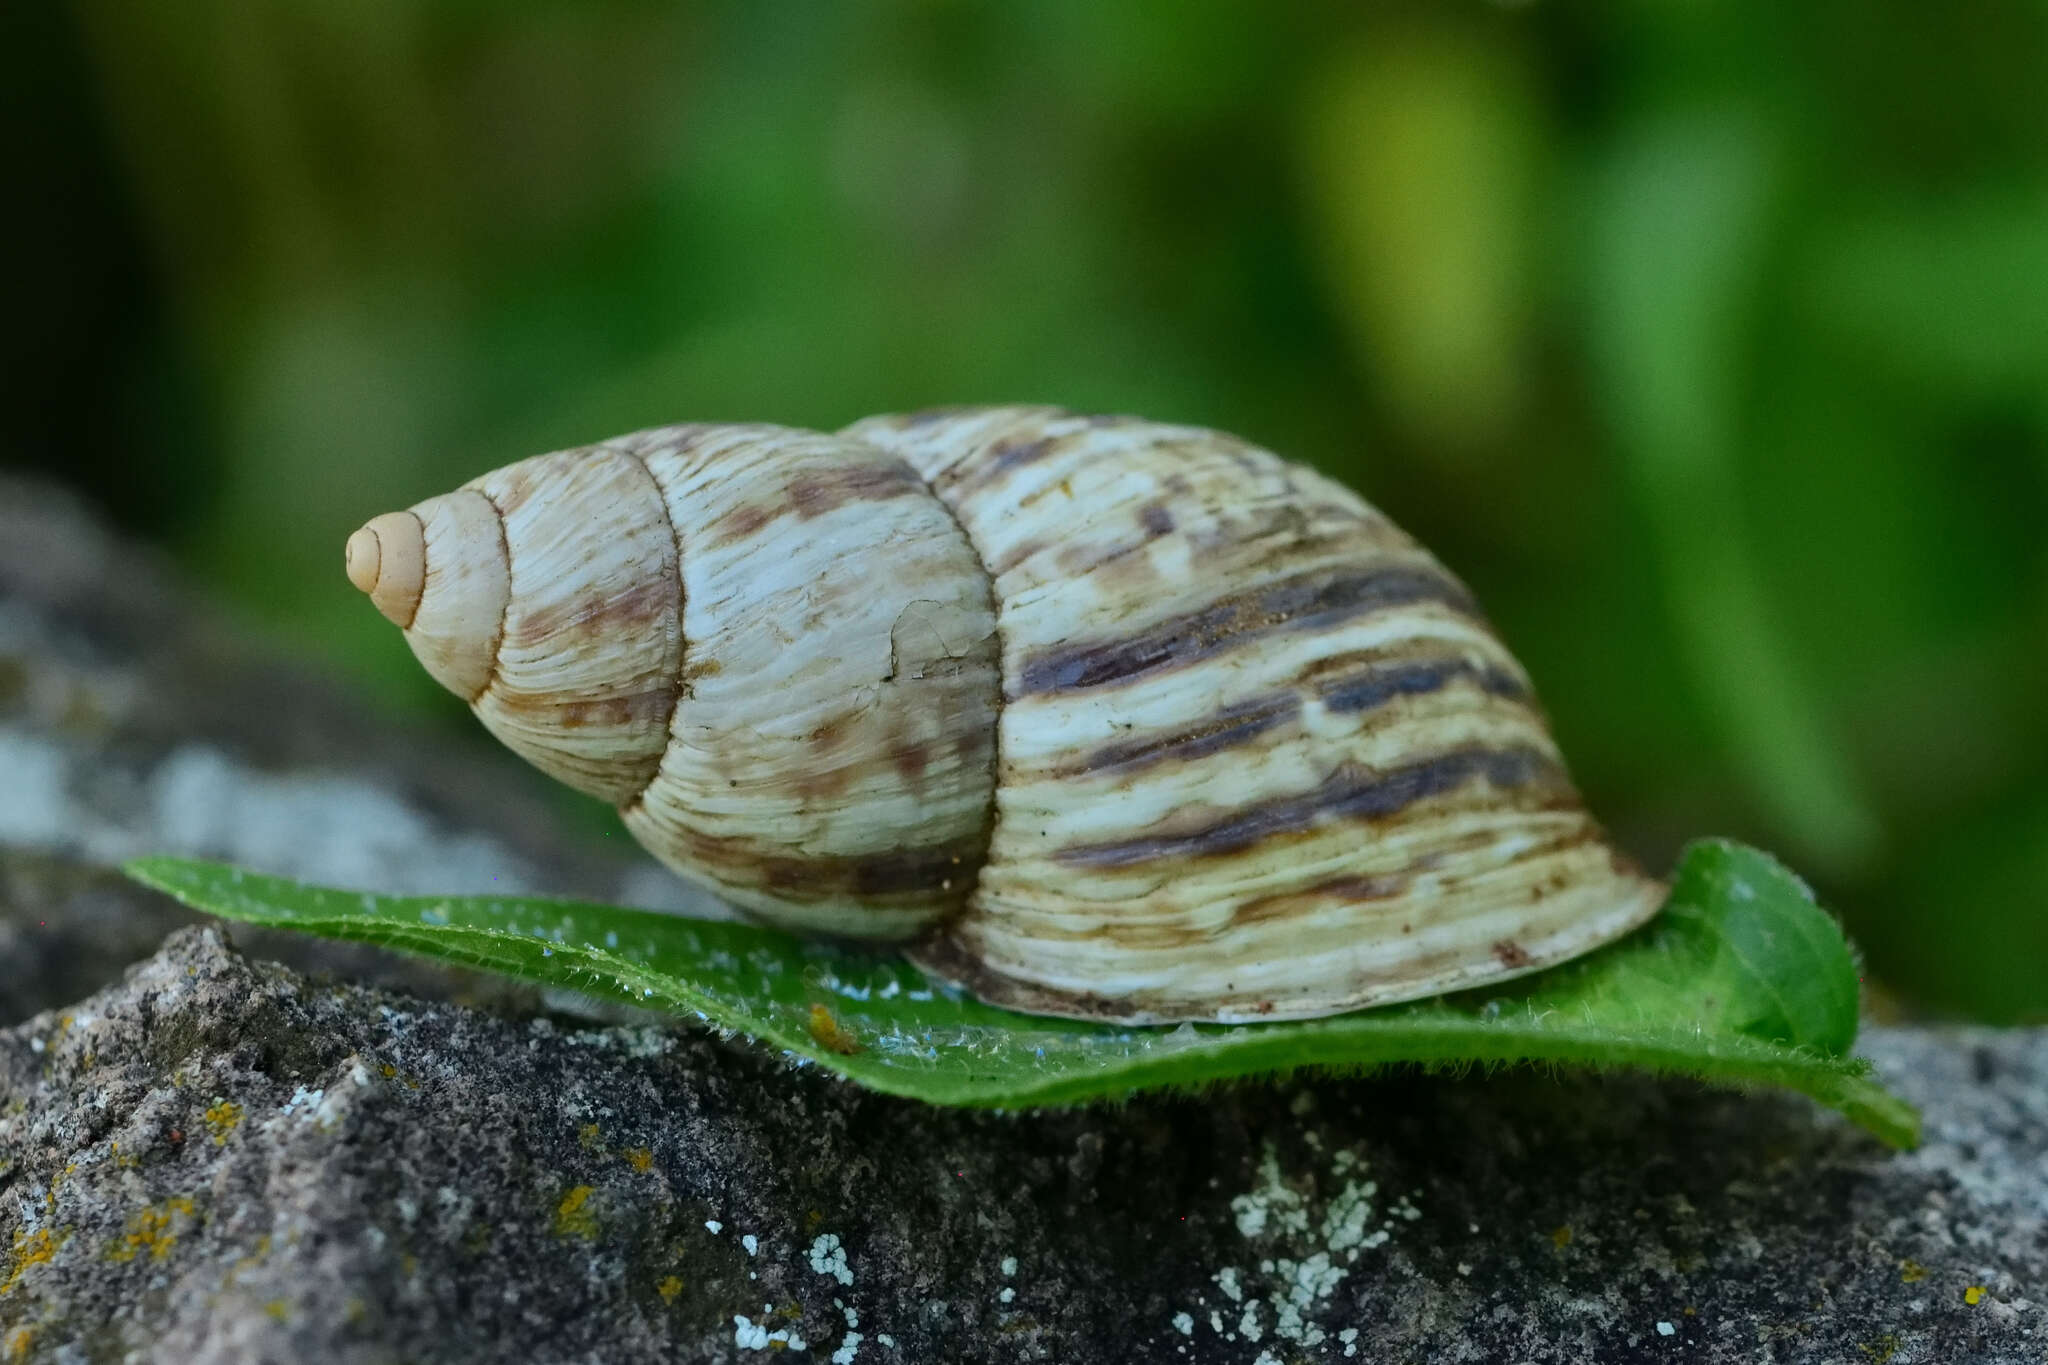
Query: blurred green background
9 2 2045 1021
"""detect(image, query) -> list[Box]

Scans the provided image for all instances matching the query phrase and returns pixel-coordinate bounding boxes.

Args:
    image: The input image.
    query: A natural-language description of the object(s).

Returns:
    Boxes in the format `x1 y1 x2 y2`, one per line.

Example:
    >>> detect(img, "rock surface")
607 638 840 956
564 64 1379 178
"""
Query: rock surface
0 477 718 918
1 474 2044 1363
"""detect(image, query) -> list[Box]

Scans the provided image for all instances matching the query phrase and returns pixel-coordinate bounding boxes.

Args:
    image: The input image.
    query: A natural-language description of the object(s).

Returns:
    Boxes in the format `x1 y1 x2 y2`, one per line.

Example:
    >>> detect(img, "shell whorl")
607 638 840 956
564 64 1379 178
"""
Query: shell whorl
350 424 1002 941
348 407 1663 1023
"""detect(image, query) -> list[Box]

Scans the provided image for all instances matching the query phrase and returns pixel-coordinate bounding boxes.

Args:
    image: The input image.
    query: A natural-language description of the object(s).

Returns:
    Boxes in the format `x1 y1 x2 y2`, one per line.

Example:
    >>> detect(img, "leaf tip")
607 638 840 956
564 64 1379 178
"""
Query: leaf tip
120 854 186 894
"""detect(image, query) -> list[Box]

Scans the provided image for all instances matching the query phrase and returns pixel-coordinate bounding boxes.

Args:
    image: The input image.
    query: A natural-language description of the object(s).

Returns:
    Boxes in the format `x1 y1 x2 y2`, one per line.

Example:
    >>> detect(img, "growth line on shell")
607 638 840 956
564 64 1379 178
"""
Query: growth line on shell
617 445 690 814
876 420 1007 932
465 485 514 705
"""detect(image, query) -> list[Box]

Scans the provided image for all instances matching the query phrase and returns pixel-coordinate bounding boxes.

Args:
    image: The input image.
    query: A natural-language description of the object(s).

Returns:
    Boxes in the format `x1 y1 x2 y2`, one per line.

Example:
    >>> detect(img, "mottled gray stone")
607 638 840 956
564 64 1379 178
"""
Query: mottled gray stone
1 475 2044 1363
1 915 2043 1364
0 475 718 917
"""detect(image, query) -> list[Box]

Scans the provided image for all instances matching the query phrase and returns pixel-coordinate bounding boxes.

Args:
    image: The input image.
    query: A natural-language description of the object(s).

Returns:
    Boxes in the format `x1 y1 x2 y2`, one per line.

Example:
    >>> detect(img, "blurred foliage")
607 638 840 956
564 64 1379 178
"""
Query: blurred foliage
8 1 2045 1021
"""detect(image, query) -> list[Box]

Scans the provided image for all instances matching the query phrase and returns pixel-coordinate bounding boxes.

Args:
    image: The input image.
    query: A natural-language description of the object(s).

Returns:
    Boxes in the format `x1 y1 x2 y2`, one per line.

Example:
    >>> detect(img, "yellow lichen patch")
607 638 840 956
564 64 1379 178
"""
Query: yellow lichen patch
1857 1334 1901 1363
1899 1259 1927 1283
202 1100 244 1146
265 1299 291 1321
553 1185 599 1240
1964 1285 1986 1306
624 1148 654 1174
224 1235 274 1289
107 1196 198 1264
4 1227 64 1293
657 1275 683 1303
1550 1224 1572 1249
806 1004 863 1056
578 1123 605 1153
5 1326 33 1362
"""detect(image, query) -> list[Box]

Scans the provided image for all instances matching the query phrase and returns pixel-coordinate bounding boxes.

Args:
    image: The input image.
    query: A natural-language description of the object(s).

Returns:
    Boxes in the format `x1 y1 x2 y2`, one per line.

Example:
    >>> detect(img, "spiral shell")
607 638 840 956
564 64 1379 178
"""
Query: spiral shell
345 408 1663 1023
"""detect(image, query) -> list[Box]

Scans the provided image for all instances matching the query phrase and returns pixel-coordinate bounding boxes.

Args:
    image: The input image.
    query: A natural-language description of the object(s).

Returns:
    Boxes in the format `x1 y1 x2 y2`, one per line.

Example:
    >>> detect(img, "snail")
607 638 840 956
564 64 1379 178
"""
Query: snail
344 407 1663 1024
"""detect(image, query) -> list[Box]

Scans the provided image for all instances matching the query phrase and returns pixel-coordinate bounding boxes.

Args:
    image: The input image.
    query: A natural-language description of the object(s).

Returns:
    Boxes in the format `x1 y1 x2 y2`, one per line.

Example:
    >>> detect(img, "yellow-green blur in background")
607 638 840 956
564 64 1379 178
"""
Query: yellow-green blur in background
10 3 2045 1022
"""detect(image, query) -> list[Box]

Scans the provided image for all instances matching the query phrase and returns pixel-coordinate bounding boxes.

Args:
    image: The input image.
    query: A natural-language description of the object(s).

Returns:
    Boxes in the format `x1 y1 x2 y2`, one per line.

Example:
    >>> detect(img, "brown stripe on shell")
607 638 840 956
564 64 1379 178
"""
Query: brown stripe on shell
1014 562 1482 697
658 825 989 908
1226 872 1412 929
1318 656 1528 714
999 821 1611 951
1058 655 1531 779
988 536 1051 579
1056 744 1574 869
707 458 926 550
1204 823 1610 941
1059 693 1302 777
485 686 677 733
931 432 1064 499
905 933 1148 1024
500 573 677 654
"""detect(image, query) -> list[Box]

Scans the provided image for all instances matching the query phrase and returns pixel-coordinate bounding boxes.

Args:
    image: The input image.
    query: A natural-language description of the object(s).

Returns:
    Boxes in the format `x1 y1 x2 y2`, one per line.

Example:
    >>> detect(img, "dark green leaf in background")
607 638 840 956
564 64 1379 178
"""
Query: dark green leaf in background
126 839 1917 1149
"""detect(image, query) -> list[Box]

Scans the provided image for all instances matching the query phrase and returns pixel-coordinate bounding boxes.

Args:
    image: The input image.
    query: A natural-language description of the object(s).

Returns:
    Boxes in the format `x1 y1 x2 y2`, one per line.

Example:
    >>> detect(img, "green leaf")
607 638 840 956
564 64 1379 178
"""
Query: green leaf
1585 110 1883 877
123 838 1917 1149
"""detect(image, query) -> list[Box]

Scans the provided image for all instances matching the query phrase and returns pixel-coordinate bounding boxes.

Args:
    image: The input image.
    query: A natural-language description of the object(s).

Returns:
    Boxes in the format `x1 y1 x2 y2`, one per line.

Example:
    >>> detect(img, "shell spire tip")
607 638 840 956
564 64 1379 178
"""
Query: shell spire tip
345 510 426 628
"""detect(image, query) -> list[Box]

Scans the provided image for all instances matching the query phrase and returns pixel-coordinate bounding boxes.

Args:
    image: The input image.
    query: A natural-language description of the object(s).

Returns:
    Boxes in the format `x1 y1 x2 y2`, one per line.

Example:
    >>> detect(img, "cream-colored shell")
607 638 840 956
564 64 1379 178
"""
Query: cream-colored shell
347 407 1663 1023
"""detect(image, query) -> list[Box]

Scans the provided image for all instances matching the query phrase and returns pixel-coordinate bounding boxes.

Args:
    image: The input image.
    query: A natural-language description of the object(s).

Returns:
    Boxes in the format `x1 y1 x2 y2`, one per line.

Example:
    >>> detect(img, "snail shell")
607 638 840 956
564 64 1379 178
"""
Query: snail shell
345 408 1662 1023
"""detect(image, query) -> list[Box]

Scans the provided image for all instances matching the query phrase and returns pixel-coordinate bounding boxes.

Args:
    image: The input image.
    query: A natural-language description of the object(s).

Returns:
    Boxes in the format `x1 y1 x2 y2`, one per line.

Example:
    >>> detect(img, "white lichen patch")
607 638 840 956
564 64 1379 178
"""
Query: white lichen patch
279 1085 326 1118
829 1302 863 1365
810 1233 853 1285
558 1024 675 1061
1177 1140 1418 1354
1231 1147 1312 1240
732 1314 807 1352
